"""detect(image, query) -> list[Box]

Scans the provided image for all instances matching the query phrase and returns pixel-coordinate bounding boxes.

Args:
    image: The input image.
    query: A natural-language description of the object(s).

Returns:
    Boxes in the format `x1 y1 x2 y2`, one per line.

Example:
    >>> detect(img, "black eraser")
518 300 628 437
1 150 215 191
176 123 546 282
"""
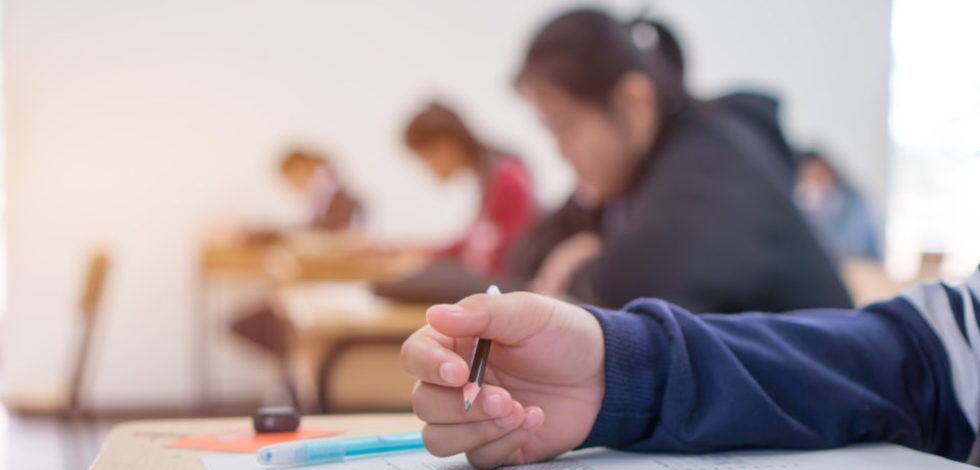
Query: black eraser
253 406 301 434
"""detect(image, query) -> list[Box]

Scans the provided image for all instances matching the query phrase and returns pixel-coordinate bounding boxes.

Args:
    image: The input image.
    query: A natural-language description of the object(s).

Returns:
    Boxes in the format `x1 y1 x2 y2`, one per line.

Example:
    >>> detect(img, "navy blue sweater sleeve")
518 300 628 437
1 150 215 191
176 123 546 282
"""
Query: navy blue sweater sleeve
579 290 977 461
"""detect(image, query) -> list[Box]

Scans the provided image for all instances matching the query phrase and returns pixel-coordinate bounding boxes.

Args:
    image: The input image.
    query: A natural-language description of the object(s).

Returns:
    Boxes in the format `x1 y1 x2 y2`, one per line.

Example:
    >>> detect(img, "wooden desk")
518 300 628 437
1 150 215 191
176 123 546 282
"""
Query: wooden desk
195 231 426 410
90 413 422 470
840 260 918 307
274 283 428 412
200 242 271 278
275 250 428 284
259 229 427 284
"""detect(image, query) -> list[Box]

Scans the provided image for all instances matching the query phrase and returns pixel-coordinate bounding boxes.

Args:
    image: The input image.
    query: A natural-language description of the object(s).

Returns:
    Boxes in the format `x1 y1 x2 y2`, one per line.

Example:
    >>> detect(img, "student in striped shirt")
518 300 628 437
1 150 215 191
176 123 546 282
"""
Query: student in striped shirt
400 268 980 468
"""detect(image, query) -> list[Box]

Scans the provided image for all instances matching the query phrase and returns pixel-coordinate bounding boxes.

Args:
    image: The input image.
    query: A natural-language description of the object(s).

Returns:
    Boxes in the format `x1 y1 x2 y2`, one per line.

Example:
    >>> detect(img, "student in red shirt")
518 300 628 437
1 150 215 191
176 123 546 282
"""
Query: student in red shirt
374 102 537 301
405 102 536 274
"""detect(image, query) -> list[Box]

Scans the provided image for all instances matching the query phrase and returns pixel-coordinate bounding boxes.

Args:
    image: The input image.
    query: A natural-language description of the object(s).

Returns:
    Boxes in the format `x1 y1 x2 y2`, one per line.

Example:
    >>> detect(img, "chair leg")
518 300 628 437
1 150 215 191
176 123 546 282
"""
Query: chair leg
316 343 340 414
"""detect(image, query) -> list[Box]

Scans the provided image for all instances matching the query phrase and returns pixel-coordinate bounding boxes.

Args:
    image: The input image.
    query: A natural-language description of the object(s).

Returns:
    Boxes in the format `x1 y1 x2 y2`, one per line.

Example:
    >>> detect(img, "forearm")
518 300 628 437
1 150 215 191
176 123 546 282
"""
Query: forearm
506 198 598 281
579 294 975 460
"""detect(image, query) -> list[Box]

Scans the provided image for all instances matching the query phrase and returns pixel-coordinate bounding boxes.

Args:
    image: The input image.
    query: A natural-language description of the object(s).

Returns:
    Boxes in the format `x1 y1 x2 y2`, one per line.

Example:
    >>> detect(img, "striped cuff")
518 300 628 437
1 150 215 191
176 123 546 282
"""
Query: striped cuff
903 269 980 431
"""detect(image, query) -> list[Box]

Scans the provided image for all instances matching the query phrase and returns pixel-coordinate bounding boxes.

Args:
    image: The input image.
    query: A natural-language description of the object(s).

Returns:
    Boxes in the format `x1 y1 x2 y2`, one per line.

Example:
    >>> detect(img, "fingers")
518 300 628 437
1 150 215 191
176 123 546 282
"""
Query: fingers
426 293 556 346
422 401 527 457
412 382 515 424
466 406 545 469
400 326 470 387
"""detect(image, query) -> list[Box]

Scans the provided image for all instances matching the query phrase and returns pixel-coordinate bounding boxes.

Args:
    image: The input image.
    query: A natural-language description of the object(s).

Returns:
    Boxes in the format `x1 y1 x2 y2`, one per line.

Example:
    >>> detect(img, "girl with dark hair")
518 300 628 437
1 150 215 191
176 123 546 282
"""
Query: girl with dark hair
402 101 536 276
404 103 485 181
508 8 851 313
373 102 536 304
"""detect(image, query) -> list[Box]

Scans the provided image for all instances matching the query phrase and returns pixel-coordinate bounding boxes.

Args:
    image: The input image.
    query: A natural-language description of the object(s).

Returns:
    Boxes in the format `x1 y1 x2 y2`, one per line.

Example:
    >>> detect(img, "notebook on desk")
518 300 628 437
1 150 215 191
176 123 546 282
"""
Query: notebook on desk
200 442 971 469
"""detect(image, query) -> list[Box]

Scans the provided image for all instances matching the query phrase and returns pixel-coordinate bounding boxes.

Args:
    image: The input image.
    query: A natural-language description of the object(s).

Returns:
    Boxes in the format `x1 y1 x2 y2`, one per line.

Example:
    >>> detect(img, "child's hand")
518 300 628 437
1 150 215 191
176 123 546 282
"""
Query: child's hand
400 291 605 468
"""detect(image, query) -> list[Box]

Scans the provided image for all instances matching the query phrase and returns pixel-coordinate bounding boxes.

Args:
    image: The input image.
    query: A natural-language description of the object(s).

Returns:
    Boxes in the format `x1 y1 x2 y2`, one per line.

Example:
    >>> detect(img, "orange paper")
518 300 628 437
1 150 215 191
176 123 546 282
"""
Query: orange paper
167 428 341 453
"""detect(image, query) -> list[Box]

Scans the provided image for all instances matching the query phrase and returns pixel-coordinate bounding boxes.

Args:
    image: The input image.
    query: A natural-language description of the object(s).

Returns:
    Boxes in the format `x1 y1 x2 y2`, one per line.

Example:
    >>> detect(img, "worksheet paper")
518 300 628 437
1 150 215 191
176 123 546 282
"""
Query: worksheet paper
199 443 971 469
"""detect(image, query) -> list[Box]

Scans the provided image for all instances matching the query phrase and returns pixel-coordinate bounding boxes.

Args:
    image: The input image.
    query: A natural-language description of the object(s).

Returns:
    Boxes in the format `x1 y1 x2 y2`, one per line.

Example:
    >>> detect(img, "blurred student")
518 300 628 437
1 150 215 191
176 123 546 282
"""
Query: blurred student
401 267 980 468
229 149 363 364
508 9 850 312
373 103 536 302
224 149 363 248
279 149 363 231
406 102 536 274
795 149 881 262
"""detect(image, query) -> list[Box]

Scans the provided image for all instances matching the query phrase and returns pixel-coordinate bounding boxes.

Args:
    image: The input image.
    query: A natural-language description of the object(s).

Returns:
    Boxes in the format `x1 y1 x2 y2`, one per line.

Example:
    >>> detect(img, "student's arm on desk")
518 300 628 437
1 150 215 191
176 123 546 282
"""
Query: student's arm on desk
401 272 980 468
581 276 978 461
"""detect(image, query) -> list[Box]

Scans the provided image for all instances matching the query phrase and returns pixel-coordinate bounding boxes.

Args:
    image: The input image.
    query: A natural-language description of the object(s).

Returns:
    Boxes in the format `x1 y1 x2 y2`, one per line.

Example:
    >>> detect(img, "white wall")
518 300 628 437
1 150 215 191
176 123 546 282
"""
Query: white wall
2 0 892 408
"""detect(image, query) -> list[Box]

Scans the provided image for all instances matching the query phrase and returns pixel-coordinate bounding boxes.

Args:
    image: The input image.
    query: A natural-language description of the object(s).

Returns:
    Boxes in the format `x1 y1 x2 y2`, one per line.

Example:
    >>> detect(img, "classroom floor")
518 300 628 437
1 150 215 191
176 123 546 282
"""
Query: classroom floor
0 405 116 470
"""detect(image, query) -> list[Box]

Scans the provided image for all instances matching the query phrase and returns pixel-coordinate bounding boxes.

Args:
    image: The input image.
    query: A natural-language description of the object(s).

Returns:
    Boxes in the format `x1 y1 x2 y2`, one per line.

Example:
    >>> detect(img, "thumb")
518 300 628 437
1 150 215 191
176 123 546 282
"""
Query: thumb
425 292 556 346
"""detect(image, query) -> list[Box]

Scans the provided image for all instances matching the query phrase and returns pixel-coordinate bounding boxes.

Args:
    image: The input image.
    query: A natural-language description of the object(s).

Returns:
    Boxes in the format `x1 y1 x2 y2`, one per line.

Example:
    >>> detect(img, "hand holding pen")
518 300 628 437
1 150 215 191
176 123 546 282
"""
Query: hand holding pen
400 289 606 468
462 285 500 411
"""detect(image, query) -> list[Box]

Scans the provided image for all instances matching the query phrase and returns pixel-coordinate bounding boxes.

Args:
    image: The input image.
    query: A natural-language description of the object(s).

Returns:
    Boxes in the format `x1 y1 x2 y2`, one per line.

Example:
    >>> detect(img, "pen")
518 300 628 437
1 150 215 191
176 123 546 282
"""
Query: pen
463 284 500 411
256 432 423 467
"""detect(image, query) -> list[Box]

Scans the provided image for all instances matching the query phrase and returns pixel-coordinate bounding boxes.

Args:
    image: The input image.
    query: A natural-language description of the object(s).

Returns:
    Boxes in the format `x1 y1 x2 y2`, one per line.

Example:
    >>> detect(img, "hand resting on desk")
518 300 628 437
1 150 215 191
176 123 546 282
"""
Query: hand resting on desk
400 291 605 468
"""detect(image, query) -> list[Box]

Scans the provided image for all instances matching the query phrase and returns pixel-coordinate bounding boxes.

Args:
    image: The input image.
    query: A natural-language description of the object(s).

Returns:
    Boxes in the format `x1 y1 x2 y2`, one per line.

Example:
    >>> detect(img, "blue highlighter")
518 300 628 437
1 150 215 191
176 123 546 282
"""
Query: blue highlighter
256 432 424 467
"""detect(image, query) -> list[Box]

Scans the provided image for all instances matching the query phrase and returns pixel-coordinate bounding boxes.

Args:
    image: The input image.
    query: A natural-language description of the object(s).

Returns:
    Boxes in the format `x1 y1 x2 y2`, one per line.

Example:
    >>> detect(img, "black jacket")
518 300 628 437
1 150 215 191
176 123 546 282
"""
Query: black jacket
508 92 852 312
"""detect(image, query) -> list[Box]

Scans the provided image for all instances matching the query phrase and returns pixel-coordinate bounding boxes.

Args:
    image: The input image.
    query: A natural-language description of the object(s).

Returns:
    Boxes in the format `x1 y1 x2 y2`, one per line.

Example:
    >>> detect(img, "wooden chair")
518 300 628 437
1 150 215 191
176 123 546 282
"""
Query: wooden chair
2 248 111 416
1 249 111 470
67 249 111 415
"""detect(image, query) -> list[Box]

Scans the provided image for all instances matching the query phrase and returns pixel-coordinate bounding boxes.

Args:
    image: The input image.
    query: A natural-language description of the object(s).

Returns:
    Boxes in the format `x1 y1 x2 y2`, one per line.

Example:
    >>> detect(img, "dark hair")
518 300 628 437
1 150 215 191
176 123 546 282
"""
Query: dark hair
515 8 688 116
403 102 483 158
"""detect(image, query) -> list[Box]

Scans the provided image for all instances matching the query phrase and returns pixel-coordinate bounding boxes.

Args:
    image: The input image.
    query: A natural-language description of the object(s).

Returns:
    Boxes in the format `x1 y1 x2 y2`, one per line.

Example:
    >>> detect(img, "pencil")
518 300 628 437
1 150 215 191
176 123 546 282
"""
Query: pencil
462 284 500 411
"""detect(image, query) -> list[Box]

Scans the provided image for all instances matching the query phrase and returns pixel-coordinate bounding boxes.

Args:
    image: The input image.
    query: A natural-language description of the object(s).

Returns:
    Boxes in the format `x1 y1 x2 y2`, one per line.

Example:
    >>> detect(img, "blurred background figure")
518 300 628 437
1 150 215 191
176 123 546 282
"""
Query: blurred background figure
373 102 537 302
795 149 881 263
278 149 364 232
227 148 364 376
509 9 850 312
206 147 364 249
403 102 536 275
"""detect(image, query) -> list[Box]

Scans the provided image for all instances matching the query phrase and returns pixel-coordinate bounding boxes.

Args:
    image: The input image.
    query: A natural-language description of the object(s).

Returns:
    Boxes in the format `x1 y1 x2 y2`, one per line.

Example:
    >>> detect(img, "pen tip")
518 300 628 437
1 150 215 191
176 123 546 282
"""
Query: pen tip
487 285 501 295
463 400 472 412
